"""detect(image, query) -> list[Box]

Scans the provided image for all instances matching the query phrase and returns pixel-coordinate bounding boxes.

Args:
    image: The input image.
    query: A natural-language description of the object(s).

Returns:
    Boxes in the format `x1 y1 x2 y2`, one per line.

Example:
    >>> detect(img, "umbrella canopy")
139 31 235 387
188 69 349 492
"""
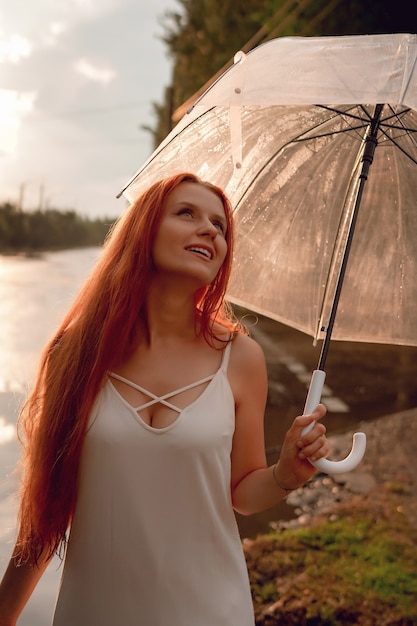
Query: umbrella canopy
119 33 417 349
118 33 417 472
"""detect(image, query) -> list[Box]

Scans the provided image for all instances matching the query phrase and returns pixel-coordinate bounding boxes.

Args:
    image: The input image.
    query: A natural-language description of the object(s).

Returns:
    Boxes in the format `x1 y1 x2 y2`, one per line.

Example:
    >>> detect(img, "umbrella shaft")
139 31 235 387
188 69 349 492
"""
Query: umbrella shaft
318 104 383 371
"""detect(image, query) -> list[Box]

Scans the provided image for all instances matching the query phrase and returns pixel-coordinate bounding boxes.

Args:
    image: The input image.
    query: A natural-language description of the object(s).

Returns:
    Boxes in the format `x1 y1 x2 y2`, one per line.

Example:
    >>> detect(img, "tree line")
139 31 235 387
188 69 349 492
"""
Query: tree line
0 202 116 253
149 0 416 147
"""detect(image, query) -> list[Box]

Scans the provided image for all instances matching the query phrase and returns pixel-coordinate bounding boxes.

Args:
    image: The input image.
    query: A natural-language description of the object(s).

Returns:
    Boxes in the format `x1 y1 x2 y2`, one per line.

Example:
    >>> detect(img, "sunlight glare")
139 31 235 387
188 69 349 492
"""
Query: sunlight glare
0 90 35 156
74 57 117 84
0 416 15 445
0 32 31 63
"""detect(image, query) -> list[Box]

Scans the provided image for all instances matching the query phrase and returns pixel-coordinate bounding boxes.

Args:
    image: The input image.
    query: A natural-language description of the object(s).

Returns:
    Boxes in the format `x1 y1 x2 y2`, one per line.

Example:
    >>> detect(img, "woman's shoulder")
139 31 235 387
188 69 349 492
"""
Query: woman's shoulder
227 333 268 406
231 331 264 357
229 332 267 377
211 323 266 371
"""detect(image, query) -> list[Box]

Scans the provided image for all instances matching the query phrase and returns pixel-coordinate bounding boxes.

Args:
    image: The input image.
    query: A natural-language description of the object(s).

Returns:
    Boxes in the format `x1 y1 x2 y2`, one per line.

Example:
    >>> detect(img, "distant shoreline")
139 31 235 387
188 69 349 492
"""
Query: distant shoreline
0 244 102 257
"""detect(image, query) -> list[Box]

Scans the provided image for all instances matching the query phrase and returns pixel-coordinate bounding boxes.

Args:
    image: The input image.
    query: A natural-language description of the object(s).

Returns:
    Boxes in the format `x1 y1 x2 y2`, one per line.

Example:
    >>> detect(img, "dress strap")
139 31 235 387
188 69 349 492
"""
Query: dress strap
108 372 215 412
109 342 232 413
220 341 233 372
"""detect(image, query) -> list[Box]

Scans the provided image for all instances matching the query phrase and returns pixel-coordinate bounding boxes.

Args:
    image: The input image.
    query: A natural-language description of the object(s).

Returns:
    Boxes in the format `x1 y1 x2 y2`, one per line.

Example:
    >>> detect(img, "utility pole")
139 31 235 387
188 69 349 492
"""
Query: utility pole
17 183 24 211
38 182 44 211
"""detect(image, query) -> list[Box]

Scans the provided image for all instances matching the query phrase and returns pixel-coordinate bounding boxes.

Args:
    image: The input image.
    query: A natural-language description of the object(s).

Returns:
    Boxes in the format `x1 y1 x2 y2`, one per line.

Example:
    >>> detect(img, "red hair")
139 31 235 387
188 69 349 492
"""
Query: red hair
15 173 244 565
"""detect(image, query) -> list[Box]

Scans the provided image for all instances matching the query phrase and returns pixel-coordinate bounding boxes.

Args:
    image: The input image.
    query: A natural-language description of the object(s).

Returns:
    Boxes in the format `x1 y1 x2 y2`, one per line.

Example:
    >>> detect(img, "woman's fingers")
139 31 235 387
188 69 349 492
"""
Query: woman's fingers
295 405 330 461
298 433 330 461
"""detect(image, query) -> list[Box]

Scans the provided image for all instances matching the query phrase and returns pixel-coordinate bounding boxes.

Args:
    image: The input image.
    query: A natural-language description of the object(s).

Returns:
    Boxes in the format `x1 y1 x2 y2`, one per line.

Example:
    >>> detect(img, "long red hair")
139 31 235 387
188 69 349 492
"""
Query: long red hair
15 172 243 564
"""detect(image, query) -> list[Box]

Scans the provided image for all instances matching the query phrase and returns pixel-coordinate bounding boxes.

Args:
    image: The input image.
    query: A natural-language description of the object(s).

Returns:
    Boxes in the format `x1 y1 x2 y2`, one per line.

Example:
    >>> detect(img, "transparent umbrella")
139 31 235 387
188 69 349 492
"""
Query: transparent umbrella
118 33 417 473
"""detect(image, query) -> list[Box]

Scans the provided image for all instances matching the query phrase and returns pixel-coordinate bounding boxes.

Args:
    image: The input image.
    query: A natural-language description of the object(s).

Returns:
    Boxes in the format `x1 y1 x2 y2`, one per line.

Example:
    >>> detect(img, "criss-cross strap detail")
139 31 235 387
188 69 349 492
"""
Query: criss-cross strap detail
108 372 216 413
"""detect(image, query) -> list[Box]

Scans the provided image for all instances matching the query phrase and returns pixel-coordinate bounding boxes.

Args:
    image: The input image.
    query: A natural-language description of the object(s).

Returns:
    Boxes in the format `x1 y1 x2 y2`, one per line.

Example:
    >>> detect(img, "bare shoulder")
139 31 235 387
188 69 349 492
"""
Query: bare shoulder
230 332 266 366
228 333 268 404
212 323 265 367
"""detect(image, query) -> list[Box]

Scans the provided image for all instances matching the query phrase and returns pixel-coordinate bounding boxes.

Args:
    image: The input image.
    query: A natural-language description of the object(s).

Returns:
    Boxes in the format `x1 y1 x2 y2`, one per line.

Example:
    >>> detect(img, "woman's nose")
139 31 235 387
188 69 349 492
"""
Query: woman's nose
197 219 218 237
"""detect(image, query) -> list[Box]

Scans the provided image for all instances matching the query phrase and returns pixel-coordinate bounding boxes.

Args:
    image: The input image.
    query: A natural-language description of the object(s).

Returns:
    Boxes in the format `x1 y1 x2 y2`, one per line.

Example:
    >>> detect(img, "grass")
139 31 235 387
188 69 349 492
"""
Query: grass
244 494 417 625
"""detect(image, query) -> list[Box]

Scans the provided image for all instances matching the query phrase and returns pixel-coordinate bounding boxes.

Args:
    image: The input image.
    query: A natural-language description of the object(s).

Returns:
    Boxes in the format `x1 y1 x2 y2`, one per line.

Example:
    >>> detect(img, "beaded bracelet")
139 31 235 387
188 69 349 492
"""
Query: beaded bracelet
272 464 298 496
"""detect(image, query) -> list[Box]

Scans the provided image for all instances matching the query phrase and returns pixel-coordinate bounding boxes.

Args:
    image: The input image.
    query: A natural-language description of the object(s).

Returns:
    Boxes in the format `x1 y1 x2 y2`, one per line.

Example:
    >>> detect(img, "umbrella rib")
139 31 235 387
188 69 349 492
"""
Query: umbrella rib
233 106 372 208
317 104 372 123
297 105 417 164
116 107 216 198
381 123 417 132
378 130 417 165
378 105 417 165
294 124 367 142
295 105 372 143
231 112 360 207
381 107 411 123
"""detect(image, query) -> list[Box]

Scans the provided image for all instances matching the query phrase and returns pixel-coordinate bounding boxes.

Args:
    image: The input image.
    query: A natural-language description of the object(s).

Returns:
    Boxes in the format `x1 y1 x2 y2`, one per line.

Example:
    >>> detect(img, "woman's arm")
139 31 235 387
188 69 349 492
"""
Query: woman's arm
229 334 330 515
0 550 51 626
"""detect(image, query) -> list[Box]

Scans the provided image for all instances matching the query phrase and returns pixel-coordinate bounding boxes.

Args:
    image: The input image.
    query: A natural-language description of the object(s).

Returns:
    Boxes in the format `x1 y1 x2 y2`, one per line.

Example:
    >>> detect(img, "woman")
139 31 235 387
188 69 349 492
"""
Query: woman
0 173 329 626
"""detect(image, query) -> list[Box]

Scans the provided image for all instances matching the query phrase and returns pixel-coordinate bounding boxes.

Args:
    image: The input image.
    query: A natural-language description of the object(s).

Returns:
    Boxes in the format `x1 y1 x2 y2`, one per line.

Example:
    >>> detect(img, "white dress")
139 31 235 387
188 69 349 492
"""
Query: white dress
52 342 255 626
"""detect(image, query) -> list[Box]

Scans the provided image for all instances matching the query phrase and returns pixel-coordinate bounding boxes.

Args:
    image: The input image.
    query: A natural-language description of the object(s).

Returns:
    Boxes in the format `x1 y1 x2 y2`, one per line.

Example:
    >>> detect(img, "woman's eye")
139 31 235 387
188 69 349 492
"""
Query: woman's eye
178 208 193 217
213 221 226 234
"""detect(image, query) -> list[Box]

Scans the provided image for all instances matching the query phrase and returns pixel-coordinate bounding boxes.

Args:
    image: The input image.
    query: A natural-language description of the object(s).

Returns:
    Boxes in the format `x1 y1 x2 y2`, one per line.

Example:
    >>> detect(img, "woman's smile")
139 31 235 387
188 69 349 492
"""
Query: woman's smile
152 182 228 283
185 245 213 260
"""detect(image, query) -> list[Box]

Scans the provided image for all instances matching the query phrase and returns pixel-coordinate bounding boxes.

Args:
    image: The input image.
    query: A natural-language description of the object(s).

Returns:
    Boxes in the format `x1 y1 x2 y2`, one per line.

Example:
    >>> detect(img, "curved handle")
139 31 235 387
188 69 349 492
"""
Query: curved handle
301 370 366 475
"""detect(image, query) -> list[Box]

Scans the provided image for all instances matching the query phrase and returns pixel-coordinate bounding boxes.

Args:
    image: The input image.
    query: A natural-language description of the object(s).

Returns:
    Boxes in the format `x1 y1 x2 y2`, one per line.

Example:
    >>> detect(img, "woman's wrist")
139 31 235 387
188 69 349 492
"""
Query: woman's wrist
271 463 298 496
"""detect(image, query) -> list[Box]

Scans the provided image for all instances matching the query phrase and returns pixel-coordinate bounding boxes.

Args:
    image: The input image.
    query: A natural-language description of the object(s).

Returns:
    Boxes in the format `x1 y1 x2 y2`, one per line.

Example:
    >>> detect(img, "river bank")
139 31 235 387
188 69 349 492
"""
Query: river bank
282 407 417 531
243 407 417 625
239 307 417 623
235 308 417 539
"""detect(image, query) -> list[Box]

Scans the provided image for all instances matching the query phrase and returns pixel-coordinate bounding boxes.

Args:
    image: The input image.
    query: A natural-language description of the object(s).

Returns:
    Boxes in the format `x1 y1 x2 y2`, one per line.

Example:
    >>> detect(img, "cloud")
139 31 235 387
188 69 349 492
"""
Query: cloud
0 416 15 445
0 89 36 156
73 57 117 84
43 21 68 47
0 0 120 56
0 0 175 217
0 31 32 63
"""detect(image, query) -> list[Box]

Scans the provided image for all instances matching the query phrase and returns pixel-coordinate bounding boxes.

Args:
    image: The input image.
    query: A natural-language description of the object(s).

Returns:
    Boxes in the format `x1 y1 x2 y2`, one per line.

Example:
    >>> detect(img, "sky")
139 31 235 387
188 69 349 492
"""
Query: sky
0 0 179 218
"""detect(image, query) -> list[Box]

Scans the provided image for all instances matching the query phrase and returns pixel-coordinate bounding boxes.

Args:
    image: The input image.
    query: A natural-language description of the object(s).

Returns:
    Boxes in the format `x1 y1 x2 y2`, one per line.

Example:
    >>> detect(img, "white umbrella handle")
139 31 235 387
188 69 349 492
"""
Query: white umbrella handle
301 370 366 474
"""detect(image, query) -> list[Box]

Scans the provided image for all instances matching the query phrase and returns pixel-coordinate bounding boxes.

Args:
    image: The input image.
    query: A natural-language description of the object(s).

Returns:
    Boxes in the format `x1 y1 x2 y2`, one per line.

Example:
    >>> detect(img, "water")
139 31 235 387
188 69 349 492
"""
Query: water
0 248 101 625
0 248 102 391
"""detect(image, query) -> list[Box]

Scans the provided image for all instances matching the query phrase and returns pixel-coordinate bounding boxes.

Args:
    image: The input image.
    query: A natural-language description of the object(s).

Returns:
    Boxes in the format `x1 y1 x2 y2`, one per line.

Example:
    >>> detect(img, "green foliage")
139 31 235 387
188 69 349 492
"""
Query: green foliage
292 518 417 609
245 502 417 625
150 0 417 147
252 580 279 604
161 0 277 109
0 202 116 253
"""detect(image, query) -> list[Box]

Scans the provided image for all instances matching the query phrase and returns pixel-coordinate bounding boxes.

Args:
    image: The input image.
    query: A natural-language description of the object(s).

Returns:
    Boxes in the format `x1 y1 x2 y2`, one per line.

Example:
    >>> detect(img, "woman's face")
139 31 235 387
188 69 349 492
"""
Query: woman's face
152 182 228 286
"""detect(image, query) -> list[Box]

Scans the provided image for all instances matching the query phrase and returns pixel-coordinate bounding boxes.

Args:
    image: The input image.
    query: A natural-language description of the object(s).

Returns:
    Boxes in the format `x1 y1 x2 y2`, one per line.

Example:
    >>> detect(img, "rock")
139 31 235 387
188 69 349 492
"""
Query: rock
270 408 417 530
332 471 376 494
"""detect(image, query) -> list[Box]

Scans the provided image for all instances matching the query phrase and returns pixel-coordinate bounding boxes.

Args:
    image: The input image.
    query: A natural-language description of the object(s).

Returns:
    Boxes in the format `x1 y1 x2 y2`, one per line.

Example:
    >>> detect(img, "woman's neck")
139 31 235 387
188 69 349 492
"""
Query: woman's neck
144 279 201 344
